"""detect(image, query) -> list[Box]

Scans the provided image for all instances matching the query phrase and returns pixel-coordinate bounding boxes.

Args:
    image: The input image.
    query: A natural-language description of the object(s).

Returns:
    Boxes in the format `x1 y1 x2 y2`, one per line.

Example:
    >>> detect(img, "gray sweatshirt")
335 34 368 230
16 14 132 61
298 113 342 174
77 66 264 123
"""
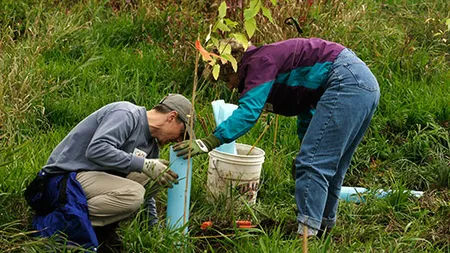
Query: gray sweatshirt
43 102 159 175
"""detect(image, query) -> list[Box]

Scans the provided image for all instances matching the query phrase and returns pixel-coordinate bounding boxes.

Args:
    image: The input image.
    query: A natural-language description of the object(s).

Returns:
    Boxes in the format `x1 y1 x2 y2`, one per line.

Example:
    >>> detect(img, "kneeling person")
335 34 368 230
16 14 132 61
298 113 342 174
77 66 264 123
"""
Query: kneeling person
25 94 195 251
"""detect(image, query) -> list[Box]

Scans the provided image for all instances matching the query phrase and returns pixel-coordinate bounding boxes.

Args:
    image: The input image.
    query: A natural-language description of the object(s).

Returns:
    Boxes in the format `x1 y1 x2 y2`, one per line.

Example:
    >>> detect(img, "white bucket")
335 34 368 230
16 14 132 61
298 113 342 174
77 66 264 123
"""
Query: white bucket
206 143 265 205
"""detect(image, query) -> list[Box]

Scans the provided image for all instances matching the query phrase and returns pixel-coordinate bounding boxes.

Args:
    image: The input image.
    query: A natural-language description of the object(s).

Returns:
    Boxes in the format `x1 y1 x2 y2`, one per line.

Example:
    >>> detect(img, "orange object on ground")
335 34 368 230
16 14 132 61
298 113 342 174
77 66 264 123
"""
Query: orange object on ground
200 221 213 230
236 220 256 228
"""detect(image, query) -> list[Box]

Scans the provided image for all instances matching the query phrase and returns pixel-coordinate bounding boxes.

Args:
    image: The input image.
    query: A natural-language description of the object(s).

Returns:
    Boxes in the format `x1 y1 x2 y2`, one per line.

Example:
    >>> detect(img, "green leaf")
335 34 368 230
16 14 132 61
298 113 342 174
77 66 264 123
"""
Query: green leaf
230 56 239 73
207 58 217 66
270 0 278 6
446 18 450 31
219 42 232 55
249 0 260 8
232 33 249 50
261 6 274 23
244 8 257 21
216 20 231 32
244 1 260 21
212 64 220 80
224 18 238 28
221 54 238 72
212 20 219 32
223 44 231 54
218 1 227 18
245 18 257 38
211 37 219 47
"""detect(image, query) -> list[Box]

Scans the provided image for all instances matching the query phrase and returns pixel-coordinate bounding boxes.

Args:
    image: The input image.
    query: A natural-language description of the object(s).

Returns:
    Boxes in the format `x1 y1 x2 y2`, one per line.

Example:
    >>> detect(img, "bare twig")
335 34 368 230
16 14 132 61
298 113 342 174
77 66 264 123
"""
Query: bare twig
247 123 270 155
198 114 209 136
303 225 308 253
247 115 274 155
183 41 201 235
273 115 279 146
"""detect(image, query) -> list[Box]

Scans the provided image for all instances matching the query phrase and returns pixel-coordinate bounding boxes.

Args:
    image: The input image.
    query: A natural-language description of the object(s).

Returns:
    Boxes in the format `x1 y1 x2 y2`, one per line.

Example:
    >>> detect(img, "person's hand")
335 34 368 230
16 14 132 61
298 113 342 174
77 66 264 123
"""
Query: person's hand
173 139 209 159
173 134 221 159
142 159 178 188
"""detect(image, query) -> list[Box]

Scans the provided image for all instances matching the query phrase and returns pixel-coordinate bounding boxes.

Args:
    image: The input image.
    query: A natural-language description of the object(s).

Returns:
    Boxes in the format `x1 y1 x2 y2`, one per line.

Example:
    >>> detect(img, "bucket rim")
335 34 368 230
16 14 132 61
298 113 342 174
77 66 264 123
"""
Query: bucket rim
210 143 265 157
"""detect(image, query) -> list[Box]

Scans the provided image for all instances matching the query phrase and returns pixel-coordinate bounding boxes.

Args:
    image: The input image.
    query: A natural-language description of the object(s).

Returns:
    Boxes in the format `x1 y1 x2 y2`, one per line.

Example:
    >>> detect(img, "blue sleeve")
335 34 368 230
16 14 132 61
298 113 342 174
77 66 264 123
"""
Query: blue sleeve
297 108 315 142
213 80 274 144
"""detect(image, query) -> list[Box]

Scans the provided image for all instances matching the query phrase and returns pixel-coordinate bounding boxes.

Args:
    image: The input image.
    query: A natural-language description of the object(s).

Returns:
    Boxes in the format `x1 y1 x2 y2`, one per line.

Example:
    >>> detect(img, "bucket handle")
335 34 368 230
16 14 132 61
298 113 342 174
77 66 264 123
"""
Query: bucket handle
210 157 225 180
209 158 231 184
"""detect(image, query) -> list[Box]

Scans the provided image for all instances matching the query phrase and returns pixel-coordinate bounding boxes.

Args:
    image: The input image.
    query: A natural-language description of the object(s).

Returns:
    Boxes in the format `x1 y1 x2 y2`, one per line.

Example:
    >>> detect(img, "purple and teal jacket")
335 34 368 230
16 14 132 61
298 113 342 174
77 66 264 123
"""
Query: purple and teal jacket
213 38 345 143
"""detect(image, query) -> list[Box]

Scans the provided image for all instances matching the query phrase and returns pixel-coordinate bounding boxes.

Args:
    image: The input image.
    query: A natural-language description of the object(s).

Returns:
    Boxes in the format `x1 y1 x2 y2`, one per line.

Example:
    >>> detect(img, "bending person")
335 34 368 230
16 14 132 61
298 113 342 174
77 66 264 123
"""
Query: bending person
174 38 380 237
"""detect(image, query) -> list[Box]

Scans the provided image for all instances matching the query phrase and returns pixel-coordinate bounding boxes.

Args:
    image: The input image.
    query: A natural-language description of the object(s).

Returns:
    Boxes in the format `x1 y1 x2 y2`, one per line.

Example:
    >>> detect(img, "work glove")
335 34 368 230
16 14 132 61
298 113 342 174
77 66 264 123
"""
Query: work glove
173 134 221 159
142 159 178 188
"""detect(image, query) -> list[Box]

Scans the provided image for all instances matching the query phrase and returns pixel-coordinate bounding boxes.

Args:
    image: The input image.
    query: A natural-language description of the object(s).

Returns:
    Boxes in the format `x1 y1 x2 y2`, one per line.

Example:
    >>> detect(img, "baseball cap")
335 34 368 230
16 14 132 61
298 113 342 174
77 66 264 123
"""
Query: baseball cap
159 94 196 140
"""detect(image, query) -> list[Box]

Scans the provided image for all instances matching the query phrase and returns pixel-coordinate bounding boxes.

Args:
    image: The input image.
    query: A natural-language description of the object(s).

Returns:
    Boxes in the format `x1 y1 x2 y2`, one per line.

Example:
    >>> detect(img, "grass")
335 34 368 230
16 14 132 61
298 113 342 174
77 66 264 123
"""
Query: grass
0 0 449 252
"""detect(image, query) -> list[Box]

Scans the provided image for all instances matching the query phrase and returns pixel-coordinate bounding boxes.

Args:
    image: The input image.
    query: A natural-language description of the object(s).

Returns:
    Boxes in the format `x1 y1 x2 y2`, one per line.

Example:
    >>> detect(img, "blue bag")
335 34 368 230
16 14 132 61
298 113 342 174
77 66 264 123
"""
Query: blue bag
27 171 99 251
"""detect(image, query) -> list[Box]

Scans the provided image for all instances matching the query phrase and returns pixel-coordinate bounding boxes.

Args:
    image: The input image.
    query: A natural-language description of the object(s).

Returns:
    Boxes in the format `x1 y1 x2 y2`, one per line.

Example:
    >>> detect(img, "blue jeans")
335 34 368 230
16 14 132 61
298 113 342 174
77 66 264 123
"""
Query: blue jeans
294 48 380 232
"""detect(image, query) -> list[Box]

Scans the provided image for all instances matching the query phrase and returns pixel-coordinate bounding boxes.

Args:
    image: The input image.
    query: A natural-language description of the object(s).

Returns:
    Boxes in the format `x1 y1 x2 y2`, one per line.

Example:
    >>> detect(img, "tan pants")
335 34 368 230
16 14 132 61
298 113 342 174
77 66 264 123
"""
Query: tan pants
76 171 150 227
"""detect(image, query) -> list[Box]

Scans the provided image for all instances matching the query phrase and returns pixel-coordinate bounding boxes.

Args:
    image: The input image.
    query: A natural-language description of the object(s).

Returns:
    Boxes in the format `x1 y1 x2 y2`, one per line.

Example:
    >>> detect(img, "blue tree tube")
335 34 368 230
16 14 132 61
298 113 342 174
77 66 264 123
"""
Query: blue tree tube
339 187 368 203
166 146 192 234
211 100 237 154
339 186 423 203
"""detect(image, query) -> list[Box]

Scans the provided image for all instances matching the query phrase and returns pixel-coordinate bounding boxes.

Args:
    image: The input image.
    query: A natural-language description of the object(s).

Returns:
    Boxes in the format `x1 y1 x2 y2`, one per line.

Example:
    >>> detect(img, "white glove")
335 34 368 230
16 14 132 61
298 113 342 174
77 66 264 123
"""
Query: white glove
142 159 178 188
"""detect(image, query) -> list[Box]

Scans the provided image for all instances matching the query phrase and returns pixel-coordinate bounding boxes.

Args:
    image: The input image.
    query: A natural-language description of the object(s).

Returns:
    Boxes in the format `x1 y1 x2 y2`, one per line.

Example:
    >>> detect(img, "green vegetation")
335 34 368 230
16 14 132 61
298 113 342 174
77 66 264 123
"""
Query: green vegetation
1 0 449 252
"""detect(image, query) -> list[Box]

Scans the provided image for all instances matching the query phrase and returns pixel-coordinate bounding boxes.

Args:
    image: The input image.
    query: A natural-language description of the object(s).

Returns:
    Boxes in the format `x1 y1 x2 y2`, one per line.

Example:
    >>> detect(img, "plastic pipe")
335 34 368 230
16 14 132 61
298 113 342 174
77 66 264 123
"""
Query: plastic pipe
339 187 370 203
339 186 424 203
211 100 238 154
166 146 192 234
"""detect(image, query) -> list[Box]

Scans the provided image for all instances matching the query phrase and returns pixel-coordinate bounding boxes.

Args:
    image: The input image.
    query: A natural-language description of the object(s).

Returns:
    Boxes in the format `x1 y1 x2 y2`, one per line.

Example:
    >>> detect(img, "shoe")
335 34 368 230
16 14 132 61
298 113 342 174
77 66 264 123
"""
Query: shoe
93 222 123 253
291 158 296 181
316 226 332 239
